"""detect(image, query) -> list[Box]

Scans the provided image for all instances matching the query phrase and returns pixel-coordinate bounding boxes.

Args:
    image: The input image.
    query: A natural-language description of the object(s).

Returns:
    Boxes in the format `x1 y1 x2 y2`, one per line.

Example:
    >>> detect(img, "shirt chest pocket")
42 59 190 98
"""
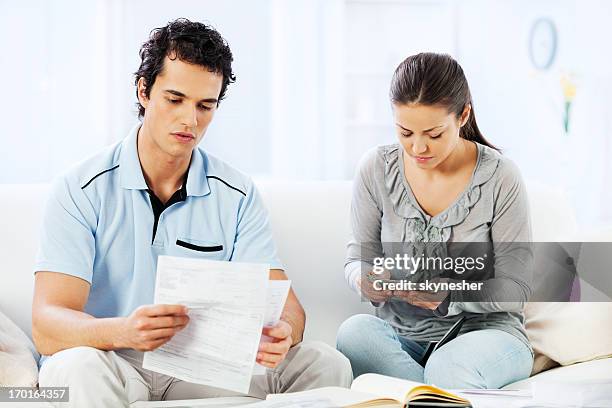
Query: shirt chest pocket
174 237 228 261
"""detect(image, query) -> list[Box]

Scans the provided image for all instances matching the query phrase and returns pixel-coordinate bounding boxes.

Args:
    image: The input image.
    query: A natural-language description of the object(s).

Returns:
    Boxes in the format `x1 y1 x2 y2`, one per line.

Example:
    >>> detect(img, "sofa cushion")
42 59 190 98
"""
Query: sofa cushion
0 311 39 386
524 302 612 367
524 240 612 372
504 357 612 390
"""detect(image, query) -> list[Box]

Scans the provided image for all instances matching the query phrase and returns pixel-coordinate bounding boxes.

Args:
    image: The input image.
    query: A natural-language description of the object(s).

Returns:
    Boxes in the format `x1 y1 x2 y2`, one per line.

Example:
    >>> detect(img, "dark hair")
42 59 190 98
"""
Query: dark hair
134 18 236 119
390 52 498 151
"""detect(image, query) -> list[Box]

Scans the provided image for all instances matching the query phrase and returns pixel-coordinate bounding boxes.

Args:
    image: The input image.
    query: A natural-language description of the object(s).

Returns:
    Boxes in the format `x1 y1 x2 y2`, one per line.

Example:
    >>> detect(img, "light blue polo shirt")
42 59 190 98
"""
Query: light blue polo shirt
35 124 283 319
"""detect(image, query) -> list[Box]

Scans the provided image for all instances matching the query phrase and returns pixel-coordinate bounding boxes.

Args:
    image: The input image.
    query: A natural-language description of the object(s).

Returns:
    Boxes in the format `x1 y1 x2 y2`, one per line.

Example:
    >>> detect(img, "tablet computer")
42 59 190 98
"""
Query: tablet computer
419 316 466 366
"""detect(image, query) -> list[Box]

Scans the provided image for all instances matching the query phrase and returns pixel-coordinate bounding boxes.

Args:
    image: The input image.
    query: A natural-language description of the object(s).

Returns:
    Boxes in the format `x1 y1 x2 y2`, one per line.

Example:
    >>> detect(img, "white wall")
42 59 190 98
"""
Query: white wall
0 1 110 182
0 0 274 182
105 0 276 175
1 0 611 227
455 0 612 226
342 0 456 177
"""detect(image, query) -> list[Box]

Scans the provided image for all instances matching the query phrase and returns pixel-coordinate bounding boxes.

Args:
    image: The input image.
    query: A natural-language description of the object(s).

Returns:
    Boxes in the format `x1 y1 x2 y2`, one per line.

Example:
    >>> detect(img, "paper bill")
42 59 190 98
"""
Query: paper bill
253 279 292 375
143 256 269 394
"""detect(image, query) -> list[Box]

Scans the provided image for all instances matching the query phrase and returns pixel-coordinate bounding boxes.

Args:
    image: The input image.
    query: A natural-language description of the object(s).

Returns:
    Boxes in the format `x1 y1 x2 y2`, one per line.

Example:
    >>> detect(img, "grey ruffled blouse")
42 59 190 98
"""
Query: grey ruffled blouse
345 143 534 351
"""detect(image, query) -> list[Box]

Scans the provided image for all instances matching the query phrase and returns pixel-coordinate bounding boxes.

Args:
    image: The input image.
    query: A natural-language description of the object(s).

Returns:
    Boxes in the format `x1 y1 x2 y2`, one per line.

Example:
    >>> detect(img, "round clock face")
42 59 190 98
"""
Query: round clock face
529 18 558 70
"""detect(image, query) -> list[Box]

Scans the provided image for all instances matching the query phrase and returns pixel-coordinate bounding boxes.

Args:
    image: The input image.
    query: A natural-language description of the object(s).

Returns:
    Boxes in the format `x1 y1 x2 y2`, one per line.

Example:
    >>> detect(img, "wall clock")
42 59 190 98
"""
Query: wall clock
529 18 558 70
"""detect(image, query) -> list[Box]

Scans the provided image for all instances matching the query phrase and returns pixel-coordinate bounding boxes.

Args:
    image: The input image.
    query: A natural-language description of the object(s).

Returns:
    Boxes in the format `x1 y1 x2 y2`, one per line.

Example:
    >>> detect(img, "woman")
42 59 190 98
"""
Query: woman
336 53 534 389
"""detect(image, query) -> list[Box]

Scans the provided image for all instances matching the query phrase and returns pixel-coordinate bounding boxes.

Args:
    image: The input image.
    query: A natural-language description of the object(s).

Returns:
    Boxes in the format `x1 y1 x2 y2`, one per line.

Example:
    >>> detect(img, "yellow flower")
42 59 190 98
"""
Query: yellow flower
561 74 576 101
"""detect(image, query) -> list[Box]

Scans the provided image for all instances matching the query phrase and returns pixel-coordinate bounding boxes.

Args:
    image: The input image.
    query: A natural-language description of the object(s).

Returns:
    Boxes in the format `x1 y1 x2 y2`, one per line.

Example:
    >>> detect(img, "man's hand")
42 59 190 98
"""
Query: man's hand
257 320 292 369
117 304 190 351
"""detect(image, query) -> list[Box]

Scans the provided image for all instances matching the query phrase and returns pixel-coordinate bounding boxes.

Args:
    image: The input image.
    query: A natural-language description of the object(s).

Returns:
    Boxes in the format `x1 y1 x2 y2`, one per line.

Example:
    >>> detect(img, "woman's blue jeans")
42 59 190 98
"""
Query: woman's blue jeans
336 314 533 389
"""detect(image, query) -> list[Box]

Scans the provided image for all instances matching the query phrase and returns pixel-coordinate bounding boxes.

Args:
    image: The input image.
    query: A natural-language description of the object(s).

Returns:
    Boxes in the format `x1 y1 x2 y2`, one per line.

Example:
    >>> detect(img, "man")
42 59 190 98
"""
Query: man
33 18 351 407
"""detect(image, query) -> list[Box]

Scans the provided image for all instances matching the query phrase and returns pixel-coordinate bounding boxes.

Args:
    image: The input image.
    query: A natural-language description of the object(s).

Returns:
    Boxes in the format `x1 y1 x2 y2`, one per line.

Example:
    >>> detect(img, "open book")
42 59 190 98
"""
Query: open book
267 373 472 407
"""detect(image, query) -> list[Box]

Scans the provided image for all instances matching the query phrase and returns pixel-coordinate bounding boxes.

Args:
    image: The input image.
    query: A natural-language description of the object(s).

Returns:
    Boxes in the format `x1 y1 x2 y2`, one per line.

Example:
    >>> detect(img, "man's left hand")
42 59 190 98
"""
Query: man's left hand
257 320 293 369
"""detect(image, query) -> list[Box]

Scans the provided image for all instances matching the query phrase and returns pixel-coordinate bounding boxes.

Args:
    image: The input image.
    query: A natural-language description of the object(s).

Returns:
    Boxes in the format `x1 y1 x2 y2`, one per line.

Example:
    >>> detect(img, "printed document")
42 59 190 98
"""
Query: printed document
143 256 269 394
253 279 292 375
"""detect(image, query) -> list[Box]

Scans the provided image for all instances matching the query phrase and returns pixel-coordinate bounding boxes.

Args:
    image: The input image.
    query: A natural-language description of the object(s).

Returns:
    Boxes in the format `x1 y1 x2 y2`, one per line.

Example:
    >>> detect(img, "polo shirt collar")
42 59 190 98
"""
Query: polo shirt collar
119 124 148 190
119 123 211 197
185 146 210 197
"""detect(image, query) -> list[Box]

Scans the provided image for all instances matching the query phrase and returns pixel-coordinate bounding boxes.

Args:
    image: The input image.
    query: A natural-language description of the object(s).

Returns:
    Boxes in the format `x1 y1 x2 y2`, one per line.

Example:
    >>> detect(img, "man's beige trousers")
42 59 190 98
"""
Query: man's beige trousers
39 340 352 407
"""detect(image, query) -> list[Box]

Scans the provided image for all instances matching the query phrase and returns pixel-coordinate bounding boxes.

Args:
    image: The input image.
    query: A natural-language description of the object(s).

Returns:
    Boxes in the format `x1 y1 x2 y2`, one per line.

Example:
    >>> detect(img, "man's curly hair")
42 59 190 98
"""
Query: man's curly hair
134 18 236 119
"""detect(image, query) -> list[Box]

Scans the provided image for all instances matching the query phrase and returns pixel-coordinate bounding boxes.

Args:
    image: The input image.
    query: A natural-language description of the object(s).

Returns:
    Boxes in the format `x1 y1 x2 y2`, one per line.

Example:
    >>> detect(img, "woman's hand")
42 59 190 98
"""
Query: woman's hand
357 271 392 303
392 277 450 310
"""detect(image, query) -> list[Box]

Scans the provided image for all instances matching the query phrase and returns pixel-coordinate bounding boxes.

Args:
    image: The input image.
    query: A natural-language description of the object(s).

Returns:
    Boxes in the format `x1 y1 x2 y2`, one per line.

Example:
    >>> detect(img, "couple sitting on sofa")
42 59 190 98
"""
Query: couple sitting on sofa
32 18 534 407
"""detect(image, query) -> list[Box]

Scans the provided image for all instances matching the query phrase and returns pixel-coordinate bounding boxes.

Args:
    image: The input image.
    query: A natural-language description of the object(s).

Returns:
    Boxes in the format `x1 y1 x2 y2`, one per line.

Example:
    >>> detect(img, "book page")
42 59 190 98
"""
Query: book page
351 373 423 402
352 373 469 404
142 256 269 394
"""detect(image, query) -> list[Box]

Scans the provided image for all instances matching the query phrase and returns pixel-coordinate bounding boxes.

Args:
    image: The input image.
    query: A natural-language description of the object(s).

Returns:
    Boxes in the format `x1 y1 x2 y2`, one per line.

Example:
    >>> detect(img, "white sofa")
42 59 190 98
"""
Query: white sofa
1 181 611 400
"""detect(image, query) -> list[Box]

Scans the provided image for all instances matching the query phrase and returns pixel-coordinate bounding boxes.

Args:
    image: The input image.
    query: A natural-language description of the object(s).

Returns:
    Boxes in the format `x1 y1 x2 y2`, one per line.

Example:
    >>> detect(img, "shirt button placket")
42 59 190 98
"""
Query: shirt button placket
153 213 164 247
